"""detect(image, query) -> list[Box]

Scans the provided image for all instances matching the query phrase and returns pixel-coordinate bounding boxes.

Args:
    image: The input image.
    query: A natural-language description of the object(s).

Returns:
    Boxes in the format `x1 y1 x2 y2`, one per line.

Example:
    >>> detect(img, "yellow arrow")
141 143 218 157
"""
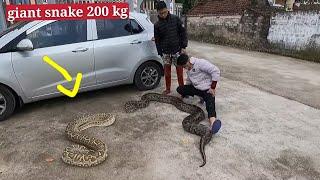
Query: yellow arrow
42 55 83 98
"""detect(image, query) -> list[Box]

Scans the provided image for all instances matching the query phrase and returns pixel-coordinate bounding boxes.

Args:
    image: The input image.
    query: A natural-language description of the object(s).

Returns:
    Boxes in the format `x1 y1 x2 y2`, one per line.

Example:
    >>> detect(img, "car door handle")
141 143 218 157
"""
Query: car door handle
130 40 142 44
72 48 89 53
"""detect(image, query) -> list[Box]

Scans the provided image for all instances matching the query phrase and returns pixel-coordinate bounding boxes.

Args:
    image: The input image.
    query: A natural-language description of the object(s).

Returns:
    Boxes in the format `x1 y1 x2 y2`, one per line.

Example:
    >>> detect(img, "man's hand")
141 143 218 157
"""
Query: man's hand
180 48 187 54
207 88 216 96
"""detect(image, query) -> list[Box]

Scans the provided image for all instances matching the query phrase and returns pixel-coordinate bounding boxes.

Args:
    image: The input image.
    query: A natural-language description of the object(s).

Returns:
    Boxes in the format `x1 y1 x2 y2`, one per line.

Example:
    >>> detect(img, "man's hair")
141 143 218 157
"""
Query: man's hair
177 54 189 66
156 1 167 11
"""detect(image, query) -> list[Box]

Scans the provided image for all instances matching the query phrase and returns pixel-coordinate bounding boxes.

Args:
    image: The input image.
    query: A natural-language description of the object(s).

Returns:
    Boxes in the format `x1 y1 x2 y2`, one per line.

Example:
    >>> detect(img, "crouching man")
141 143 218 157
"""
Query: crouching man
176 54 222 134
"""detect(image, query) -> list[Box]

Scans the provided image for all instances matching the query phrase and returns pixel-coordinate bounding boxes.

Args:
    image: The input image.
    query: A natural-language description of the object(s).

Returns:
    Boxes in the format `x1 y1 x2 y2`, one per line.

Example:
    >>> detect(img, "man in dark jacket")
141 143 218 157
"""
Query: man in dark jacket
154 1 188 95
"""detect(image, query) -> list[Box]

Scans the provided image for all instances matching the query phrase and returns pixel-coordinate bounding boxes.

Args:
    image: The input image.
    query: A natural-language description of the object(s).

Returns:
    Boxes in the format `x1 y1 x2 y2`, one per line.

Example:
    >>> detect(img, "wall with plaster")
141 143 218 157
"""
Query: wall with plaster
267 11 320 50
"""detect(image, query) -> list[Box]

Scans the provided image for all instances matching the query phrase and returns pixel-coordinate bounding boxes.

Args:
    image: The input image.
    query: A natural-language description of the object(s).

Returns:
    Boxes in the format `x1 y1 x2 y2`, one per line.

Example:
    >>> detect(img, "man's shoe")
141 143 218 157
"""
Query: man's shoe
211 119 221 134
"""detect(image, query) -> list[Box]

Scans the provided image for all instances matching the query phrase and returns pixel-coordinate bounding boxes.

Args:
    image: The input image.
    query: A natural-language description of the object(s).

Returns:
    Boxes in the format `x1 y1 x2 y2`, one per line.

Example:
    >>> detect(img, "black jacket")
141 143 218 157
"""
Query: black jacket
154 13 188 56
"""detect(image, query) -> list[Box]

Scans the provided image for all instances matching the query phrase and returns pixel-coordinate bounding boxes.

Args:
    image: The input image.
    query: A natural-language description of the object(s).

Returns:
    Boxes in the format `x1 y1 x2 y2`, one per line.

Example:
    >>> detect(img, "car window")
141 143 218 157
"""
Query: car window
27 20 87 49
0 22 29 39
96 19 132 40
0 32 27 53
130 19 143 34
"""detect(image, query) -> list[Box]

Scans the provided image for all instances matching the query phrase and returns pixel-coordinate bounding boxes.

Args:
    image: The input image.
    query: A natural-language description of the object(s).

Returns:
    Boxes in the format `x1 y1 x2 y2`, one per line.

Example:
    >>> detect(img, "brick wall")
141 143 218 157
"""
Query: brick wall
185 0 320 62
187 9 320 62
187 9 269 49
189 0 251 16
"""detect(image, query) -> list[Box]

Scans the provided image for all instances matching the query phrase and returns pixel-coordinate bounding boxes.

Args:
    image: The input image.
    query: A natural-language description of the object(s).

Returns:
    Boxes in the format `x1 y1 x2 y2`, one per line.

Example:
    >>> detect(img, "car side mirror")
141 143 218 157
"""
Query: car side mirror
16 39 34 51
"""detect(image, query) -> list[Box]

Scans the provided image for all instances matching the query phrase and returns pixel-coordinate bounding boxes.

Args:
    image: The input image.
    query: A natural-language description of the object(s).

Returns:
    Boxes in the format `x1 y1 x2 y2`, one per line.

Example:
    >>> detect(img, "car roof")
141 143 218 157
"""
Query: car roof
25 12 148 27
4 12 147 29
0 12 150 49
130 12 148 19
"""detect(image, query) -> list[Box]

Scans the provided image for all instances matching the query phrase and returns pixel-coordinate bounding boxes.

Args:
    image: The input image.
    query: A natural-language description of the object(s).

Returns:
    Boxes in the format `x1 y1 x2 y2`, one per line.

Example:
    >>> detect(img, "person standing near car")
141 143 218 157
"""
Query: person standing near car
154 1 188 95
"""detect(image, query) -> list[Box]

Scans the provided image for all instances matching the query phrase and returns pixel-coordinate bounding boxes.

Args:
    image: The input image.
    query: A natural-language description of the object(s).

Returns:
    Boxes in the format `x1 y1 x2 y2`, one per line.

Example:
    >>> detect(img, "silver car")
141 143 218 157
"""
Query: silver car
0 13 163 121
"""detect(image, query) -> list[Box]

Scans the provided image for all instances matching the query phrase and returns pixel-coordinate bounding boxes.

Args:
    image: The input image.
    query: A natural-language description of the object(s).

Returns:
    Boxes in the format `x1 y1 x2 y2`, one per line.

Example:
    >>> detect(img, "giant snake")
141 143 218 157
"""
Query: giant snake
124 93 213 167
62 113 115 167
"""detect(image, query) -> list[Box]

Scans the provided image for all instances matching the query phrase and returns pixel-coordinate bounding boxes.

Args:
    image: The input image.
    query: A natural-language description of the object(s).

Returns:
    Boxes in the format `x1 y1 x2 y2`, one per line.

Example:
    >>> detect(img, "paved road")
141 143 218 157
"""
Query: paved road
0 41 319 180
188 41 320 110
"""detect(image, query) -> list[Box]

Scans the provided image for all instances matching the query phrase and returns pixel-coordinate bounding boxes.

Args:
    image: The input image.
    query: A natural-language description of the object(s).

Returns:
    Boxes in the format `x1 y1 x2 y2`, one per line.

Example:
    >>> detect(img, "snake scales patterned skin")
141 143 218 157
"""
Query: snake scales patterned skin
124 93 213 167
62 113 115 167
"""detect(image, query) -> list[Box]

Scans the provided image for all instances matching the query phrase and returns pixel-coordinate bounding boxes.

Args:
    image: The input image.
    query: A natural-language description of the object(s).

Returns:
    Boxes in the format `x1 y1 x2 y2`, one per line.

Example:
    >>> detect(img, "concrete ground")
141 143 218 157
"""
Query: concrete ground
0 41 319 180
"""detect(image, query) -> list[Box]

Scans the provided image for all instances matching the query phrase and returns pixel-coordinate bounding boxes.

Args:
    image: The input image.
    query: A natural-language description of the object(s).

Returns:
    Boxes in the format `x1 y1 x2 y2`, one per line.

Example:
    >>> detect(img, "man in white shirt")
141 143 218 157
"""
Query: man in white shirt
176 54 221 134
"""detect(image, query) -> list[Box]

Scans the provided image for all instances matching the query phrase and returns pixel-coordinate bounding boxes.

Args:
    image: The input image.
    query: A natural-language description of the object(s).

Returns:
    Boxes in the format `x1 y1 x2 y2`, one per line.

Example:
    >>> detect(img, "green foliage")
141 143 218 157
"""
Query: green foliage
251 0 258 6
177 0 198 14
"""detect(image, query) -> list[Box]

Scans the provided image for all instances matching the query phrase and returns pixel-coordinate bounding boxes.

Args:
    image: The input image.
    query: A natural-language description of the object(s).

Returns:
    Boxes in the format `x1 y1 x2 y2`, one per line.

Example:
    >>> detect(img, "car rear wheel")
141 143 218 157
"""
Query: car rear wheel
134 62 161 91
0 85 16 121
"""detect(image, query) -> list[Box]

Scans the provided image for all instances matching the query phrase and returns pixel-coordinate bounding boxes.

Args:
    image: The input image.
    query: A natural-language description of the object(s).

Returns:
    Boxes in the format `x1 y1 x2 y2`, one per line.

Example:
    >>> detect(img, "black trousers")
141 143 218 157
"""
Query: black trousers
176 85 216 118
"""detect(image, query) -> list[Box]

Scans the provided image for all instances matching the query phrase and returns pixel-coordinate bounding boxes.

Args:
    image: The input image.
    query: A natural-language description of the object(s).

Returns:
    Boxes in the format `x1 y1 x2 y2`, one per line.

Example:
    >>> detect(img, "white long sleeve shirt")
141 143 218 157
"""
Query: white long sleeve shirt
185 57 220 91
